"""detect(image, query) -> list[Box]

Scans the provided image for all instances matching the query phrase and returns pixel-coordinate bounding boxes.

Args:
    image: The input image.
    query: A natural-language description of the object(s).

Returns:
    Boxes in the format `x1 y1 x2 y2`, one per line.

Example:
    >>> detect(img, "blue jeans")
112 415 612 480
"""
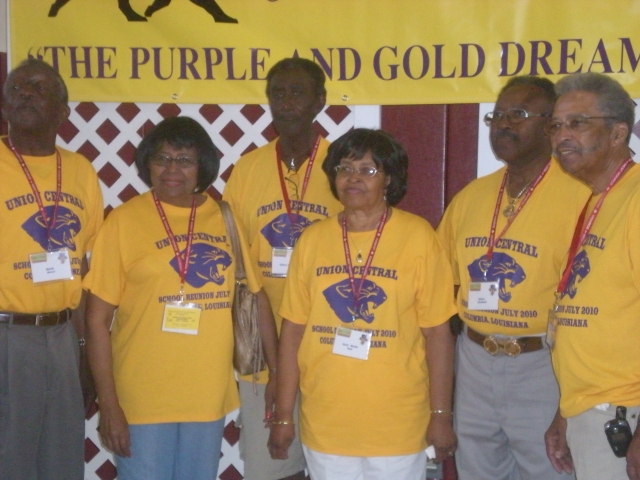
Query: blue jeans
116 419 225 480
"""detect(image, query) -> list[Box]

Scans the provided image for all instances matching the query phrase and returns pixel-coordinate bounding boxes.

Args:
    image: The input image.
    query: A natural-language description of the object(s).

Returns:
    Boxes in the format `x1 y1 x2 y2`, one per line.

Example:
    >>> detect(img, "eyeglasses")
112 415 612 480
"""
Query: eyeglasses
483 109 551 126
285 172 299 201
334 165 380 177
544 115 619 136
149 154 199 168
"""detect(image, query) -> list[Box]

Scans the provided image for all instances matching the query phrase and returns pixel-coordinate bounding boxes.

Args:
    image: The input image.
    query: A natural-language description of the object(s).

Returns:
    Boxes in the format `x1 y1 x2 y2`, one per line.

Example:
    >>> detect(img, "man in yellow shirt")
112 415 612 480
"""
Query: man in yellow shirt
438 76 588 479
223 57 341 480
544 73 640 480
0 59 104 479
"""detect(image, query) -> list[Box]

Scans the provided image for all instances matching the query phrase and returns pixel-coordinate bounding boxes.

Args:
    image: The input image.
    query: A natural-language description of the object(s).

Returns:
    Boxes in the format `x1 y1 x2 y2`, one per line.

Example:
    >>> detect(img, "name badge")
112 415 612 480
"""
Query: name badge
162 302 202 335
29 248 74 283
332 327 372 360
546 308 559 350
271 247 293 277
468 280 500 311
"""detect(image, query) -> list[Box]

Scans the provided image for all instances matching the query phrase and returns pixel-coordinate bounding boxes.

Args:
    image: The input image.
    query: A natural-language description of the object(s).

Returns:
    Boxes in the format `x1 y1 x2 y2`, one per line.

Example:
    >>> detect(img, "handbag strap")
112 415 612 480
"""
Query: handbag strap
217 200 247 282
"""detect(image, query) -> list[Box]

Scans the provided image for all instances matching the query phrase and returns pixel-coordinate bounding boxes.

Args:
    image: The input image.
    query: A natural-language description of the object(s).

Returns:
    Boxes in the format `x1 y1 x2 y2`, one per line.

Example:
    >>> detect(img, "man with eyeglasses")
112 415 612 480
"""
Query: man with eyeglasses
437 76 589 479
222 57 342 480
543 72 640 480
0 59 104 479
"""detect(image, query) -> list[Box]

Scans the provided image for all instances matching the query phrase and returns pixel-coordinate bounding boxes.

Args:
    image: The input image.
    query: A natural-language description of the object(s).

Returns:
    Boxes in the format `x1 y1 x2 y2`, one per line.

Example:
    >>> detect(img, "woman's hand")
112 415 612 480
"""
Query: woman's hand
98 402 131 458
268 423 295 460
427 414 457 463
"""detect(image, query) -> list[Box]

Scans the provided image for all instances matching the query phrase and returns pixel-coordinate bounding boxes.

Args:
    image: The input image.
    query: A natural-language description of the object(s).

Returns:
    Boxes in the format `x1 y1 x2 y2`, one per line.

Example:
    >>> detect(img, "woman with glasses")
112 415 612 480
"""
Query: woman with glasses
83 116 276 480
267 128 457 479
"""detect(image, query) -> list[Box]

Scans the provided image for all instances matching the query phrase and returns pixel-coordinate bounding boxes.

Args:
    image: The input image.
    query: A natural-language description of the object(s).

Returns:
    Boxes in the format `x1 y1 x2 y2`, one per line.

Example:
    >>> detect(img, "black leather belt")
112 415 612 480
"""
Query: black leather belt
467 327 544 357
0 309 71 326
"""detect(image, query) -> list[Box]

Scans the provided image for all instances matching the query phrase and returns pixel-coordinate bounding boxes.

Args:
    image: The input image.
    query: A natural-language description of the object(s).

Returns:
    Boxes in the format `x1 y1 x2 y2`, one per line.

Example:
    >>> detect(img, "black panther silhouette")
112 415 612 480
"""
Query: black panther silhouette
145 0 238 23
48 0 238 23
49 0 147 21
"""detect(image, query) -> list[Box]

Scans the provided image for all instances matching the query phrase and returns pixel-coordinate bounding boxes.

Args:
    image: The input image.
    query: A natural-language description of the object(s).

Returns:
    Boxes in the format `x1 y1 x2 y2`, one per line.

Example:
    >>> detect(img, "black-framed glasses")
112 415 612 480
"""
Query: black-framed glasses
149 154 199 168
483 109 551 126
334 165 380 177
544 115 619 136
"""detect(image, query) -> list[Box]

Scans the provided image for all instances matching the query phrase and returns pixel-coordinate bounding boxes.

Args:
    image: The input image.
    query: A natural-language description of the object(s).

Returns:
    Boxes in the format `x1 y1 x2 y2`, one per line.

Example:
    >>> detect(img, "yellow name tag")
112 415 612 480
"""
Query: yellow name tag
162 302 202 335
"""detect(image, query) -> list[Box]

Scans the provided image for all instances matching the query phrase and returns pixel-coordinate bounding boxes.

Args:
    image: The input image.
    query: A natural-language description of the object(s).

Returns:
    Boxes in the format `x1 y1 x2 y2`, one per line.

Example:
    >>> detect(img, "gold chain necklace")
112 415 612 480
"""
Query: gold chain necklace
349 232 375 264
503 174 534 218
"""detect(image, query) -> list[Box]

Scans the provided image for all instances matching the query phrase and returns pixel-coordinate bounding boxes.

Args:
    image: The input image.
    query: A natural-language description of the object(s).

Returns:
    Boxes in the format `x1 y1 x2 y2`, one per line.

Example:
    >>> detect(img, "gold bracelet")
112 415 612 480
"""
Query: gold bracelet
431 409 453 415
272 420 295 425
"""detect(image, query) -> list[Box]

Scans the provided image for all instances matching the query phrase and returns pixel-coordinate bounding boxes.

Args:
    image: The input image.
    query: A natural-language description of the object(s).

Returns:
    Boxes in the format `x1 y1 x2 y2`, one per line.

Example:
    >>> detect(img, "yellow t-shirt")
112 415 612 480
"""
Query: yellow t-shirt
0 138 103 312
280 208 457 456
437 159 590 336
223 137 342 382
83 192 260 424
552 163 640 418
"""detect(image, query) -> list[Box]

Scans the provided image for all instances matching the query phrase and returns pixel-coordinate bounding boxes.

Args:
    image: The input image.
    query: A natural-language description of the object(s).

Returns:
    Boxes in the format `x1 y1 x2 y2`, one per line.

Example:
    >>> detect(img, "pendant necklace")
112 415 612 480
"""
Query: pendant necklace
503 174 534 218
349 232 374 263
288 157 296 172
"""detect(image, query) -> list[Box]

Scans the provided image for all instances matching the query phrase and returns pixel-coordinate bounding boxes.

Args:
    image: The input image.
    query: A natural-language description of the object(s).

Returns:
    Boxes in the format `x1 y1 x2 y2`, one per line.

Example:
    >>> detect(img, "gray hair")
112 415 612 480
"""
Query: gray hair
555 72 635 143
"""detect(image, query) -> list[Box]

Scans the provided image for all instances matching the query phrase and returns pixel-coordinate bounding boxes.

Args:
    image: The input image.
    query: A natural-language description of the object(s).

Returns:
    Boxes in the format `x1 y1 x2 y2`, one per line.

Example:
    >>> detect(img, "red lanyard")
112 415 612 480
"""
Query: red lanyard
486 161 550 261
8 138 62 250
556 158 633 296
276 136 320 224
341 208 388 321
152 192 197 300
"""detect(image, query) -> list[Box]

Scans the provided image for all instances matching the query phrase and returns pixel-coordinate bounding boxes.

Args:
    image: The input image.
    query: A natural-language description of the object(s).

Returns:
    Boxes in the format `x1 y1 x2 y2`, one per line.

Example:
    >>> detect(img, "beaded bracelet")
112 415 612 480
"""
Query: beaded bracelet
271 420 295 425
430 409 453 415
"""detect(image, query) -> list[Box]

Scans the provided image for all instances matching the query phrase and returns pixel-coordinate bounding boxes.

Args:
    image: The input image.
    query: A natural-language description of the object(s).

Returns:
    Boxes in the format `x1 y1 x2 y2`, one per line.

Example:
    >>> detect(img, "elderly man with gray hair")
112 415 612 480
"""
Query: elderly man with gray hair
544 72 640 480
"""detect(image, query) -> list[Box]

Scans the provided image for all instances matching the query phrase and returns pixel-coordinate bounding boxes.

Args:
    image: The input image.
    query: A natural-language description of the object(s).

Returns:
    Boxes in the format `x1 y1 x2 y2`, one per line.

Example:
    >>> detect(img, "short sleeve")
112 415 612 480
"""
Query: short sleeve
415 228 457 328
278 229 311 324
82 211 125 306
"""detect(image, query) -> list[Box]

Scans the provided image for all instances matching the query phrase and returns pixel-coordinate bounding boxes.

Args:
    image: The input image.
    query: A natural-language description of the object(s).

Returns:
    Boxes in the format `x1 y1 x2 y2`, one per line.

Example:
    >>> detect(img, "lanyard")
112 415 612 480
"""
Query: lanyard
556 158 633 297
152 192 197 301
486 161 550 261
276 136 320 224
341 208 388 321
8 139 62 251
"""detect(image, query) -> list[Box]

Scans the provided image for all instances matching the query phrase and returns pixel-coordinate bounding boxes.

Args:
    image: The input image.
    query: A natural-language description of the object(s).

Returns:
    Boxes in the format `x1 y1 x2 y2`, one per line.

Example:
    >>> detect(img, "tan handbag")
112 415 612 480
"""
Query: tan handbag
217 200 266 377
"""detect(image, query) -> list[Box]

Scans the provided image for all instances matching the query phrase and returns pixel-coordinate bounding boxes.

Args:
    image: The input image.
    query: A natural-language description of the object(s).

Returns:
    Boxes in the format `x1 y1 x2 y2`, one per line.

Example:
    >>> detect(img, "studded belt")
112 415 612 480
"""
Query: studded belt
467 327 544 357
0 309 71 327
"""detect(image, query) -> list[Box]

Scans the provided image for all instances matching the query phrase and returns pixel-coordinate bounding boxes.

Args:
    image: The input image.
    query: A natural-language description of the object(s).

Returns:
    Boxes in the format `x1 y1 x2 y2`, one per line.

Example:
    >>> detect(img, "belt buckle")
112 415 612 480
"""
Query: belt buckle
483 335 500 355
503 338 521 357
483 335 521 357
35 313 43 326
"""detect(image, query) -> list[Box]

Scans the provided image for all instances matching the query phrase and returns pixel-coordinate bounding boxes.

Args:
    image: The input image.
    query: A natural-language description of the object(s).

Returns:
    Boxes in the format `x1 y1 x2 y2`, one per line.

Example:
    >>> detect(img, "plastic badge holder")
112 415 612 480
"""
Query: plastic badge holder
426 445 444 479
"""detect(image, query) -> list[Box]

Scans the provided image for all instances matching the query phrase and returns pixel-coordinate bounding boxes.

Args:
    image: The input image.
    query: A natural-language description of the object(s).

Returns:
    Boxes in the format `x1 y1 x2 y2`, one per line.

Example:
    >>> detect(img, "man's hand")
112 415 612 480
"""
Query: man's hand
626 428 640 479
544 410 574 474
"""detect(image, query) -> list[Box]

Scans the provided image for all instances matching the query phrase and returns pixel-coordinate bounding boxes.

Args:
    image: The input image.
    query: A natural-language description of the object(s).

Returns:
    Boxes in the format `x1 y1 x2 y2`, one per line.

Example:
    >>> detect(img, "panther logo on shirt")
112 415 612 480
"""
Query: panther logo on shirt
22 206 81 252
170 243 232 288
322 278 387 324
260 213 313 248
562 250 590 299
467 252 526 302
